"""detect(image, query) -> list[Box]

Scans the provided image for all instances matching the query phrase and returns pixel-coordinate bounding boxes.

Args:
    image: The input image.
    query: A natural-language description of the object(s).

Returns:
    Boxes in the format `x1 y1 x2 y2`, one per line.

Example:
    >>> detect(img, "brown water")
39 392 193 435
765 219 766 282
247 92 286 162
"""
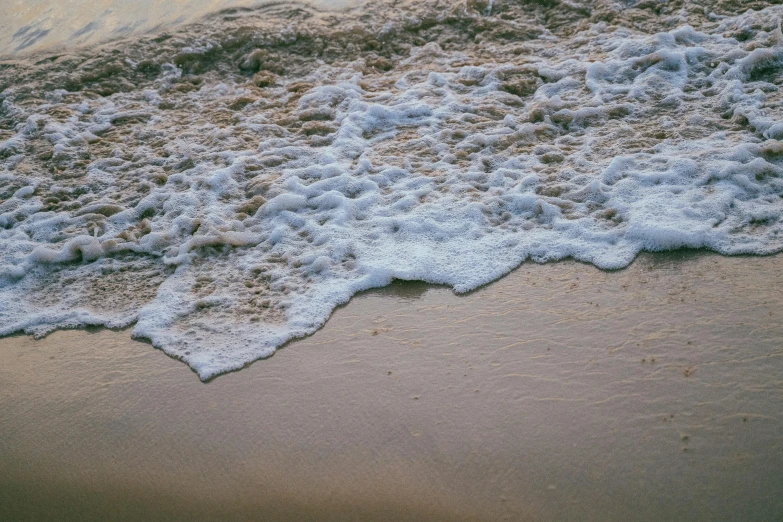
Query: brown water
2 251 782 521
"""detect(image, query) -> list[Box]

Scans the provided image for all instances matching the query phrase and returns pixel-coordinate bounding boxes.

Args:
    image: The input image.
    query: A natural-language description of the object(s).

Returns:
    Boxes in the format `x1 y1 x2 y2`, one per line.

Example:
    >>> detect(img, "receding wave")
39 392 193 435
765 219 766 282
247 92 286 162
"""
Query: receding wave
1 0 782 379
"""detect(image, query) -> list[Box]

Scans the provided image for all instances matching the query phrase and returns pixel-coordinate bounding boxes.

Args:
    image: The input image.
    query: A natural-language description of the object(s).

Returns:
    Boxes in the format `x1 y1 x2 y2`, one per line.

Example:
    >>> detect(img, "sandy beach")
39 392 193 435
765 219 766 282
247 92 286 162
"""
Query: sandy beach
2 251 782 521
3 0 783 519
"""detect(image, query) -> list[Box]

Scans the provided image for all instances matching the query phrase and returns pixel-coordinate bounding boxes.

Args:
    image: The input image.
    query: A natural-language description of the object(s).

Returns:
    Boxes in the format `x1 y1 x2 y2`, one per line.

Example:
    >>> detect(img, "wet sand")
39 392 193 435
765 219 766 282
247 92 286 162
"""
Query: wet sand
1 251 783 521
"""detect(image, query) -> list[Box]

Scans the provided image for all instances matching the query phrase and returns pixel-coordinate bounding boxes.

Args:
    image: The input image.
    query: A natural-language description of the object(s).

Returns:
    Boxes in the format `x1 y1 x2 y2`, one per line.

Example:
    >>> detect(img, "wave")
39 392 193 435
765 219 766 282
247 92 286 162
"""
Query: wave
1 0 782 379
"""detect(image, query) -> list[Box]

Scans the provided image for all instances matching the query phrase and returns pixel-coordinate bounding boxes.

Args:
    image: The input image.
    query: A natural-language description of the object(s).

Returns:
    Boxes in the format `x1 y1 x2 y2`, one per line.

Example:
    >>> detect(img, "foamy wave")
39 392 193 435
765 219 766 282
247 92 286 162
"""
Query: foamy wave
1 0 782 378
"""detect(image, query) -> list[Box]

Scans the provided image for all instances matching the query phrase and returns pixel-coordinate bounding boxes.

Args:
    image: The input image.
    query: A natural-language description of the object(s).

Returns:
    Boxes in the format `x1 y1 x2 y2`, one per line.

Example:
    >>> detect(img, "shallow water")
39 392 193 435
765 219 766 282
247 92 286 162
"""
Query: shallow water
1 0 783 378
0 0 360 56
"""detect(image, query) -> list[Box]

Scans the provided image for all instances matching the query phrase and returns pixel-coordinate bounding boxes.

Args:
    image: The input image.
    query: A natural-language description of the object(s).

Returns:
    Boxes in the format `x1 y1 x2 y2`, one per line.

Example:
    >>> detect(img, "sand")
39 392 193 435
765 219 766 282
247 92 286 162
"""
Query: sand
1 251 783 521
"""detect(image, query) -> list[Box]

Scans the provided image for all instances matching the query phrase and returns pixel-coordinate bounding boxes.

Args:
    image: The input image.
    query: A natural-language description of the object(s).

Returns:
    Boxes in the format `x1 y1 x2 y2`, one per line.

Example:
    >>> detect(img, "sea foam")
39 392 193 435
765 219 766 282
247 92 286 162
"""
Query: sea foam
1 0 782 378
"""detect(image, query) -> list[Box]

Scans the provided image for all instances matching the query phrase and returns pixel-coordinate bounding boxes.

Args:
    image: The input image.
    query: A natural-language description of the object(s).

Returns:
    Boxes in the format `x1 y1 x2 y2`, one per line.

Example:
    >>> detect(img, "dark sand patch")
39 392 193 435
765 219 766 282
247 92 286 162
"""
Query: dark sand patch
1 251 783 521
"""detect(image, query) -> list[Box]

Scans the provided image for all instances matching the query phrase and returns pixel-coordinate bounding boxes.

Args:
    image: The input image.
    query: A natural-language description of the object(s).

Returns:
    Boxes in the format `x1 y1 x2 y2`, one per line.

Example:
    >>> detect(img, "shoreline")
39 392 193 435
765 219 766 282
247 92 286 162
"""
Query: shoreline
2 250 783 521
7 247 781 381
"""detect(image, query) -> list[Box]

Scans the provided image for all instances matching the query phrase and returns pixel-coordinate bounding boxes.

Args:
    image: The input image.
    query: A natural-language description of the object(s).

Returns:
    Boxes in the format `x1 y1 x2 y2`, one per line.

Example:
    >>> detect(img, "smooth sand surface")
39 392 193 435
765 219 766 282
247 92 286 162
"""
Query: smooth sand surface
1 251 783 521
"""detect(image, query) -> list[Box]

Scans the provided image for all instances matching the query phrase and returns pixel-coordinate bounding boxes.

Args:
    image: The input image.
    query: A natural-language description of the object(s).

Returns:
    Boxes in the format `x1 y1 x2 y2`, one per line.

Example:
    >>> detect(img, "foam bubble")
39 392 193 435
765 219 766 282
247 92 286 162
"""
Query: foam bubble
2 0 783 379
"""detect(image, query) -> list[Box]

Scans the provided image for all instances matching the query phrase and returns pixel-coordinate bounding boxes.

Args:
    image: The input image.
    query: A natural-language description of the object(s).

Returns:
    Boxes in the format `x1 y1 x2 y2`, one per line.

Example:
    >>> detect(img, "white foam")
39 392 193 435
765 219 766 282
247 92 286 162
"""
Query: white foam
2 4 783 379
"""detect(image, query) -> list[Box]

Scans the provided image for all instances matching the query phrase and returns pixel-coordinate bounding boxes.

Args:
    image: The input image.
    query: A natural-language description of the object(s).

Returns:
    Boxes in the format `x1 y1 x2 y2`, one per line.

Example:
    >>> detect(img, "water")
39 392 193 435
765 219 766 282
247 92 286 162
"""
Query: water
1 0 782 379
0 0 358 56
